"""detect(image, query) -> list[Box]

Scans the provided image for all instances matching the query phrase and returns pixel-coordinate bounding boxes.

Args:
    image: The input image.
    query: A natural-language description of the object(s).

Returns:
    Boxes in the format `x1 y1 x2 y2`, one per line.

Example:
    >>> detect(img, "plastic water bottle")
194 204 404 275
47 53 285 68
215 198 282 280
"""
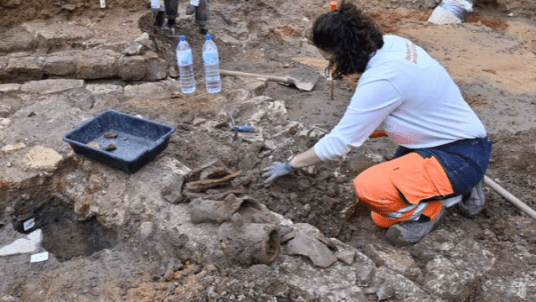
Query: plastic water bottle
176 35 196 94
202 34 222 93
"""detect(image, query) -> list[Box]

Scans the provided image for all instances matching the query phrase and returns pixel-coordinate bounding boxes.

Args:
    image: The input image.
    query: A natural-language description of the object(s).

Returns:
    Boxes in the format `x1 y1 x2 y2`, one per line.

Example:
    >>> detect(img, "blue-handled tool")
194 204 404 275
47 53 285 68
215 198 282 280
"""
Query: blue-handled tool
226 111 254 136
232 125 254 132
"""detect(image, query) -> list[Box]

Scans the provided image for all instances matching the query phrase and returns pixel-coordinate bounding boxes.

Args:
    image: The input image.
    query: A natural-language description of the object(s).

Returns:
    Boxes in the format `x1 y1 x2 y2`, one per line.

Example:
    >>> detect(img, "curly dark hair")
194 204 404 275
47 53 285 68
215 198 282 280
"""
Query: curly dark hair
310 0 384 78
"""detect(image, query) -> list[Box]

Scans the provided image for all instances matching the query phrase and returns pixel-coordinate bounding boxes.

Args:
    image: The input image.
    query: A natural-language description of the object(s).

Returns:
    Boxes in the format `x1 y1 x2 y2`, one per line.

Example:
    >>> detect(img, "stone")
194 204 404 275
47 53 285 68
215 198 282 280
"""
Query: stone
373 266 443 302
481 273 536 302
450 238 496 272
21 79 84 94
376 279 396 301
140 222 154 240
161 175 186 204
124 82 165 97
286 230 337 268
85 84 123 95
0 28 35 54
422 255 478 300
244 78 268 96
218 222 281 265
21 21 95 46
335 249 356 265
0 118 11 129
43 56 77 76
364 244 422 280
76 50 118 79
274 254 369 301
122 41 145 56
192 118 207 126
117 55 147 81
6 56 44 81
0 84 21 93
25 146 63 168
144 56 168 81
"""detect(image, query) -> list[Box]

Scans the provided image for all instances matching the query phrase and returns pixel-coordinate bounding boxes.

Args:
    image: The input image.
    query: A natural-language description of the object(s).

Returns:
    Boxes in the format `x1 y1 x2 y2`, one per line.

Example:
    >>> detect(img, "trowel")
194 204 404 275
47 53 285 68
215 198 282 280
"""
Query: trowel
220 66 319 92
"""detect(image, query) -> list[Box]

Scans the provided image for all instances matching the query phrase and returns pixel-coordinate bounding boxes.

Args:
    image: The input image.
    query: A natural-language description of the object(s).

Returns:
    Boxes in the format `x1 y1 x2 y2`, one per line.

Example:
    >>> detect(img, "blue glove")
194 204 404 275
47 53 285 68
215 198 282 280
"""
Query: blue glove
262 161 296 183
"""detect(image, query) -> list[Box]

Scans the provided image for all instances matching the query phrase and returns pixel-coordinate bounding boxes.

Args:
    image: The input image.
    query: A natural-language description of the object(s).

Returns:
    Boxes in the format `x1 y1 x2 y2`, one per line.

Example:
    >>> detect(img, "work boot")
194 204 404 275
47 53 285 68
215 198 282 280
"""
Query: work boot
167 18 176 31
385 208 445 246
458 179 485 217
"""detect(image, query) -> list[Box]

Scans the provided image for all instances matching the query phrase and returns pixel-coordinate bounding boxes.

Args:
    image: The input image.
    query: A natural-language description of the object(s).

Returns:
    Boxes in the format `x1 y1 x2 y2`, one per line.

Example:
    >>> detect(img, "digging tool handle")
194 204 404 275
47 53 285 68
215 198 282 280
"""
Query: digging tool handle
220 70 292 84
484 175 536 221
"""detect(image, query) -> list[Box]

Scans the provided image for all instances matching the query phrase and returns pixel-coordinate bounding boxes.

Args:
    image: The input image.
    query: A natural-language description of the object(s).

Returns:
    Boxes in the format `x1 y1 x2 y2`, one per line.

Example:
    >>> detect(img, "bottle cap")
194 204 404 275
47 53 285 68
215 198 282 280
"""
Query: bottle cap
206 34 212 40
330 1 337 11
179 35 186 41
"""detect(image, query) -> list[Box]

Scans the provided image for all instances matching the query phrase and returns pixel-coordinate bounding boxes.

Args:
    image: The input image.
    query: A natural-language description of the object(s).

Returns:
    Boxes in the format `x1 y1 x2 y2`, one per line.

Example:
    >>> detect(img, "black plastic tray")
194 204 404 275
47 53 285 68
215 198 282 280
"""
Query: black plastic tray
63 109 175 173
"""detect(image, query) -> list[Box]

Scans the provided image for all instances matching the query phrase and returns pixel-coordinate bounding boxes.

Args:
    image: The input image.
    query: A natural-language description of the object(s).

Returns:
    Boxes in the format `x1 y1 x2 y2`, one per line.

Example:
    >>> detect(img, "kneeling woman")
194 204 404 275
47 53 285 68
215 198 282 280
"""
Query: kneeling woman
263 1 492 245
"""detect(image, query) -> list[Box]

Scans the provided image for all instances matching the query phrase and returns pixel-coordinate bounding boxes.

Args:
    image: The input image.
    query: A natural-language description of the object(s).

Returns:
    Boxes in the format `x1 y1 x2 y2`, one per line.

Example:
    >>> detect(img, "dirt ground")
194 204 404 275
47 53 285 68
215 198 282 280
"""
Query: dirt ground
1 0 536 301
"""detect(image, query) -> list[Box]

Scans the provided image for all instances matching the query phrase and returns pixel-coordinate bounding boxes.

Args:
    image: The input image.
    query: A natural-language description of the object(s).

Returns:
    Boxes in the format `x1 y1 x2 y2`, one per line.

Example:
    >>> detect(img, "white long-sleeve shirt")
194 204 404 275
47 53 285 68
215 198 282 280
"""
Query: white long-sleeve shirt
314 35 486 161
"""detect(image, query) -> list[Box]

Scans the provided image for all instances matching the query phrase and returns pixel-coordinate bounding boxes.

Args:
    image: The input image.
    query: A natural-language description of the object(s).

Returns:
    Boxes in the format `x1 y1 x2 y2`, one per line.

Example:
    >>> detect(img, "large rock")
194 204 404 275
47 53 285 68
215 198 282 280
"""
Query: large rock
43 56 77 76
76 50 119 79
21 79 84 94
117 56 147 81
0 28 36 54
481 272 536 302
275 255 370 301
21 20 95 46
422 255 479 300
412 230 497 301
364 244 422 280
144 55 168 81
0 84 21 93
124 82 166 97
373 266 445 302
6 56 44 81
286 230 337 268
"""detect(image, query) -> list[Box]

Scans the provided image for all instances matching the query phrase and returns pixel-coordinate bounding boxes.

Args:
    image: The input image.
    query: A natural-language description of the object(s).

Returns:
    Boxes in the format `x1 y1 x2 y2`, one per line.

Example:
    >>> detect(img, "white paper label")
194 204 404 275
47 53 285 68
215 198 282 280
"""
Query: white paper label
177 50 193 66
203 51 219 65
23 218 35 231
191 0 200 6
30 252 49 263
100 0 106 8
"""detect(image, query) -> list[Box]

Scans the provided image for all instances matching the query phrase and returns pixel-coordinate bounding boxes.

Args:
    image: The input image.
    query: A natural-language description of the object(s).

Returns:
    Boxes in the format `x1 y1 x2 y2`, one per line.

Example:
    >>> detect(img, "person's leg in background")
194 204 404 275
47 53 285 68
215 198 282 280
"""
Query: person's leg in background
164 0 179 30
186 0 210 34
150 0 166 28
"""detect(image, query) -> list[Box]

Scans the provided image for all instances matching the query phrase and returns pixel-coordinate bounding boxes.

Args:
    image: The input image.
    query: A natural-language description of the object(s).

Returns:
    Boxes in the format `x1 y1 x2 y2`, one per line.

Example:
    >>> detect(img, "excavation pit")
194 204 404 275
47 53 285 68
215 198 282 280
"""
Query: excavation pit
11 201 118 263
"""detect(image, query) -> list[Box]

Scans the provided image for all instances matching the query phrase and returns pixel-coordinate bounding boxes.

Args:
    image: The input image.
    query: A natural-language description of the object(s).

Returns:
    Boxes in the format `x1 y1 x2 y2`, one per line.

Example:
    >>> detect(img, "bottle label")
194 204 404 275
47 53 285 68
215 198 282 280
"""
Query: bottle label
177 50 193 66
191 0 200 6
203 52 219 65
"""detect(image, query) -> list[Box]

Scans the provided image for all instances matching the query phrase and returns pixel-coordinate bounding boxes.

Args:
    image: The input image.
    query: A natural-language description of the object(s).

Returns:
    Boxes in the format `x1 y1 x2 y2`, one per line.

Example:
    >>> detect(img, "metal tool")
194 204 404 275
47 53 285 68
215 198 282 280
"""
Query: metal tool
220 66 319 92
226 111 254 141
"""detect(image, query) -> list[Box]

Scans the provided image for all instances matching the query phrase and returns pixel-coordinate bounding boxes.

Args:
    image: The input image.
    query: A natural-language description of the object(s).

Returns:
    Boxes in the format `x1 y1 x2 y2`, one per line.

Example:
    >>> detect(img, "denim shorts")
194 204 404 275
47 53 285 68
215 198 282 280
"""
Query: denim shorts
393 137 493 196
